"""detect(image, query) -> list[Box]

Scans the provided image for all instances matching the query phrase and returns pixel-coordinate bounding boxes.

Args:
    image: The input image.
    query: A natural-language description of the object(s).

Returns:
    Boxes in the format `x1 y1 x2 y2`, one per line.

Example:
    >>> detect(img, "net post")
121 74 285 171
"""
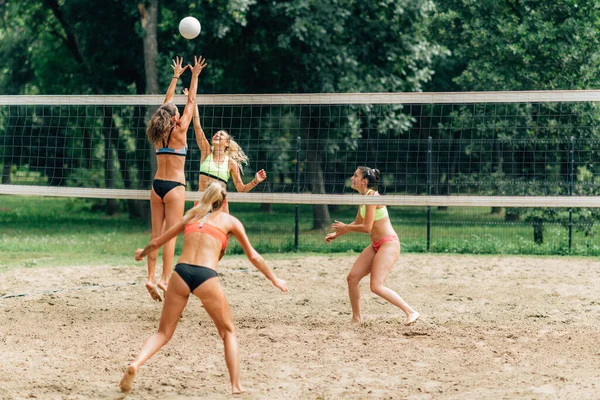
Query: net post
568 136 575 251
294 136 301 252
427 136 432 252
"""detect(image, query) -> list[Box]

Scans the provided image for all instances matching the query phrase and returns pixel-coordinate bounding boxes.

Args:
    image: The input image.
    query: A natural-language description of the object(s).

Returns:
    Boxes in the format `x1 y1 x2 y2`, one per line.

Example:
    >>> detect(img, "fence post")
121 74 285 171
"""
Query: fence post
427 136 432 252
568 136 574 251
294 136 301 252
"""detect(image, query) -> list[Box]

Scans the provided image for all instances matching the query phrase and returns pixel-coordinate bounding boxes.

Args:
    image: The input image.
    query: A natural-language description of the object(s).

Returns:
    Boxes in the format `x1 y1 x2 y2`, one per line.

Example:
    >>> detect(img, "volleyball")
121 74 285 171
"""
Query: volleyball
179 17 201 40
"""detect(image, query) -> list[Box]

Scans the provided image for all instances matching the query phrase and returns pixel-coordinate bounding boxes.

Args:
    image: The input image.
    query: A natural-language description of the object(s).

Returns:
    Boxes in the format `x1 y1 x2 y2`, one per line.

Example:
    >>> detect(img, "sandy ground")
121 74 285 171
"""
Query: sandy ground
0 254 599 400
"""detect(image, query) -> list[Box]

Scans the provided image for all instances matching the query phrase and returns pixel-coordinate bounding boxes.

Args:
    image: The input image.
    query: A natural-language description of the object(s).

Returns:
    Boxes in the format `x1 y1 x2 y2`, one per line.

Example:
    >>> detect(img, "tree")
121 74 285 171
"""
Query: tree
430 0 600 245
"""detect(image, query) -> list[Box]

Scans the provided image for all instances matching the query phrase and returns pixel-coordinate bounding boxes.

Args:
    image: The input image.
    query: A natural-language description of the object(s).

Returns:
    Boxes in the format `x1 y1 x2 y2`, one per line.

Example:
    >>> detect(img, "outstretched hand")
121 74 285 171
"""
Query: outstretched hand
331 220 349 235
273 278 288 292
171 56 188 78
325 232 337 243
255 169 267 183
134 249 145 261
190 55 208 76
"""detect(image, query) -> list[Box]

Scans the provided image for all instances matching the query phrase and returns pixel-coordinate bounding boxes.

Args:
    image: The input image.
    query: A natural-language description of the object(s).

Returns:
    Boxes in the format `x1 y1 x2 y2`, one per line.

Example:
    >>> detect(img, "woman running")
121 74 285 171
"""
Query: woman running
186 90 266 212
120 182 288 394
325 166 420 325
144 55 206 300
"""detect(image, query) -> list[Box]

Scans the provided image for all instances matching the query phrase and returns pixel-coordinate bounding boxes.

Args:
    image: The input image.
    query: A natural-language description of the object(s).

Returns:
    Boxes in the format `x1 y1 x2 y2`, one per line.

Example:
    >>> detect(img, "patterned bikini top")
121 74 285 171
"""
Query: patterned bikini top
156 125 187 156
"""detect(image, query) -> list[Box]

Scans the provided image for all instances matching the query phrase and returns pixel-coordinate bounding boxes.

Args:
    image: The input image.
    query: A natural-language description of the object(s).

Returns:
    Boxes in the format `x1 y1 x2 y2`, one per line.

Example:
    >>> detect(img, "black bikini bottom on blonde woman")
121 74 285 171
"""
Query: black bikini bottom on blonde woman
174 263 218 292
152 179 185 199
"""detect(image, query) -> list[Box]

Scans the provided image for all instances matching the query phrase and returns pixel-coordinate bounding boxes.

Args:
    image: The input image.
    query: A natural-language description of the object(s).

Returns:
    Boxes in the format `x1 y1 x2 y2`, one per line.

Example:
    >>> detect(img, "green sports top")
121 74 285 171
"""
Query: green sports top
359 189 389 221
200 154 231 183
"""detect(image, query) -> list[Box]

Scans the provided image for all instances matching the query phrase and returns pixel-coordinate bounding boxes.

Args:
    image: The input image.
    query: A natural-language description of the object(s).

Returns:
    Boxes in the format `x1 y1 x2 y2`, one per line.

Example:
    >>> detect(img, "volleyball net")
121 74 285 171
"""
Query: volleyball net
2 91 600 253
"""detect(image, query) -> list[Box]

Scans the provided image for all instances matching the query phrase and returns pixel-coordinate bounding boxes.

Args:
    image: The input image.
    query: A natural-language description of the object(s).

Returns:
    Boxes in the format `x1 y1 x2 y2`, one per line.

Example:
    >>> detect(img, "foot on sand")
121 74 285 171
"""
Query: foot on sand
406 311 420 326
145 282 162 302
119 365 136 392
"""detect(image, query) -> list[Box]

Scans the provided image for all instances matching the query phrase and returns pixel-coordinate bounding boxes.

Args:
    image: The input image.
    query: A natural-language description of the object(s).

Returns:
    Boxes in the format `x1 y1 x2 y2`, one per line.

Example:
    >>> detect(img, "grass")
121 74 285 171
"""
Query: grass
1 195 600 271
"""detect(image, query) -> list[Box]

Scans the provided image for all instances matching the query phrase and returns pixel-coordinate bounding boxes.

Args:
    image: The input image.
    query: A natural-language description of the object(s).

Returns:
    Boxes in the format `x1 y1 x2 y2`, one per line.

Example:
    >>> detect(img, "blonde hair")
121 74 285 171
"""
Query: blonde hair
182 182 227 224
147 103 178 146
216 130 249 174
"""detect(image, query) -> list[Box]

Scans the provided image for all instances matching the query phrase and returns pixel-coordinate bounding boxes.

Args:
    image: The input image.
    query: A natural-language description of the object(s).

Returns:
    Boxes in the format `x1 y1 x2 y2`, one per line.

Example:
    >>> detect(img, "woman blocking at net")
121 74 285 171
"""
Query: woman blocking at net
119 182 288 394
325 166 420 326
186 91 266 212
144 55 207 301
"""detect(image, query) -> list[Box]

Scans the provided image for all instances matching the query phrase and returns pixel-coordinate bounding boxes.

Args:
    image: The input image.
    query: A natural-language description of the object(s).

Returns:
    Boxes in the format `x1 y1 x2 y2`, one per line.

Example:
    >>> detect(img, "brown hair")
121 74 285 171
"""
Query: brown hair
358 166 380 190
147 103 178 146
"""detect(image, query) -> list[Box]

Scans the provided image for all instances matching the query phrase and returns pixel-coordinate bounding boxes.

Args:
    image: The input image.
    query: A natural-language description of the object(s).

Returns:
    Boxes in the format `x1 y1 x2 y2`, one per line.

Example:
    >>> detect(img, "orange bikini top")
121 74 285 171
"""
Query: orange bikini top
184 214 229 251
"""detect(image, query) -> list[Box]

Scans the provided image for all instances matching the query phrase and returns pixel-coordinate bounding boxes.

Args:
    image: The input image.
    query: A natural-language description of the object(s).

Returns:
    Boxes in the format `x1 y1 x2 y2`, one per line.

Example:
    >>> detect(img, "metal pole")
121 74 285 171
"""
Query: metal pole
427 136 432 252
294 137 301 252
568 136 574 251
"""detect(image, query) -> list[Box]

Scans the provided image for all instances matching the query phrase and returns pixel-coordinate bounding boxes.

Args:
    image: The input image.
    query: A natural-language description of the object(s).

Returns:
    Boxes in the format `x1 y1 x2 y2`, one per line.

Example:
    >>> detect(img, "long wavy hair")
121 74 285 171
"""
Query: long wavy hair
147 103 178 146
215 130 249 174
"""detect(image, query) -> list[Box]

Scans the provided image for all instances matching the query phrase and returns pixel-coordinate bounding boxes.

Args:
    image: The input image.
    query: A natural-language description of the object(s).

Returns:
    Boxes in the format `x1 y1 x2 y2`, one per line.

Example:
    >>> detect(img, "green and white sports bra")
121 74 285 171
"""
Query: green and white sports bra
359 189 389 221
200 153 231 183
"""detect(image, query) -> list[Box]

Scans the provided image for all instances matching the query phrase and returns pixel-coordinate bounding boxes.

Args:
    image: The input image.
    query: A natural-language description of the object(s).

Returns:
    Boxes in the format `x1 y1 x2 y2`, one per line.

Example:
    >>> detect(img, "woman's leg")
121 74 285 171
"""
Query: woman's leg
370 241 420 325
158 186 186 293
119 273 190 392
194 278 244 394
147 190 166 301
347 246 376 323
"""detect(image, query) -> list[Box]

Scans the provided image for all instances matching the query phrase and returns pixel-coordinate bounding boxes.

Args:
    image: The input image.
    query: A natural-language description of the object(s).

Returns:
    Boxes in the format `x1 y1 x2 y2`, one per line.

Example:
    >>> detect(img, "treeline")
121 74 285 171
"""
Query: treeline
2 0 600 242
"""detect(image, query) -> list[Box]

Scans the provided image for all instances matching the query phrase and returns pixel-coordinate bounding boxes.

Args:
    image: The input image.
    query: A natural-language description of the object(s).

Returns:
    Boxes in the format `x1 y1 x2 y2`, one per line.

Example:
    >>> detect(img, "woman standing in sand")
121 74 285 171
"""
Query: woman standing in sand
325 166 420 325
120 182 288 394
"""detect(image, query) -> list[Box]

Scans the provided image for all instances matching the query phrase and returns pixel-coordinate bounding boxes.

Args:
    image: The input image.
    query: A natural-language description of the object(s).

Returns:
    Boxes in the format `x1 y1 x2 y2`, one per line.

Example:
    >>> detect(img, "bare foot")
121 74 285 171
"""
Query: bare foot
351 316 361 324
119 365 136 392
145 281 162 302
157 280 168 293
406 311 420 326
232 384 246 394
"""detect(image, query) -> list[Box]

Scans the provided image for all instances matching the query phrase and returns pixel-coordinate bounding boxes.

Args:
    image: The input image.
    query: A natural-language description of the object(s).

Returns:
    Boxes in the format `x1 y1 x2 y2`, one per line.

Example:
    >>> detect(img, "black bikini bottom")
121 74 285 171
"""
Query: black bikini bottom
174 263 218 292
152 179 185 199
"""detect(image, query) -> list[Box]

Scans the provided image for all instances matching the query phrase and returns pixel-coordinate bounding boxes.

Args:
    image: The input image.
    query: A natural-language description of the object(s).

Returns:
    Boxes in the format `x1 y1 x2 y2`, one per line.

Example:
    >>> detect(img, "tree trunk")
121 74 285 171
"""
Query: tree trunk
103 108 119 215
259 180 273 213
533 217 544 244
306 149 330 230
491 142 504 214
2 161 11 184
140 0 159 227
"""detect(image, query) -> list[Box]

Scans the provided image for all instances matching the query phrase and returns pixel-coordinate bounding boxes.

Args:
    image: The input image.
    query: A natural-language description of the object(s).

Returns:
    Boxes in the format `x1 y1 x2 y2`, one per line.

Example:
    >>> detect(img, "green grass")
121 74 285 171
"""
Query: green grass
1 195 599 271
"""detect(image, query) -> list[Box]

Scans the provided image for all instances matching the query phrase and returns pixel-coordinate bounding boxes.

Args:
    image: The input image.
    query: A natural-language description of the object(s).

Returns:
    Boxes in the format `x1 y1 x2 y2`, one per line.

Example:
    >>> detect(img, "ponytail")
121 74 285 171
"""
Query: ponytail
358 166 380 190
147 103 178 146
182 182 227 224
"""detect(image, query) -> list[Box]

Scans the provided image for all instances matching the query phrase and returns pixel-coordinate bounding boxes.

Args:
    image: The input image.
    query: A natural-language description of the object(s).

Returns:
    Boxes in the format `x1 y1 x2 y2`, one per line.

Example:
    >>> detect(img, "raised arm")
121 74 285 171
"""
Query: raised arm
164 57 188 104
193 101 211 162
230 217 288 292
230 162 267 193
178 56 207 130
184 87 211 162
135 220 186 260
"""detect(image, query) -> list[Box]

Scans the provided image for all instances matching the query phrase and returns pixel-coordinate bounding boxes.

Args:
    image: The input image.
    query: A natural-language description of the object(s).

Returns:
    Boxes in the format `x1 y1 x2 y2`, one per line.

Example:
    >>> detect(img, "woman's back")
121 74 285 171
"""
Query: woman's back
154 124 188 183
178 211 234 268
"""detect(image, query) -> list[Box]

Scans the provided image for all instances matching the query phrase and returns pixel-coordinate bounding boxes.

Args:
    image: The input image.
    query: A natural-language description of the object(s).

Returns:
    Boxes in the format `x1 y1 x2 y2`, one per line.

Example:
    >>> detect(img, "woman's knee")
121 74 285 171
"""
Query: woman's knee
347 273 362 286
216 321 235 340
370 282 385 296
